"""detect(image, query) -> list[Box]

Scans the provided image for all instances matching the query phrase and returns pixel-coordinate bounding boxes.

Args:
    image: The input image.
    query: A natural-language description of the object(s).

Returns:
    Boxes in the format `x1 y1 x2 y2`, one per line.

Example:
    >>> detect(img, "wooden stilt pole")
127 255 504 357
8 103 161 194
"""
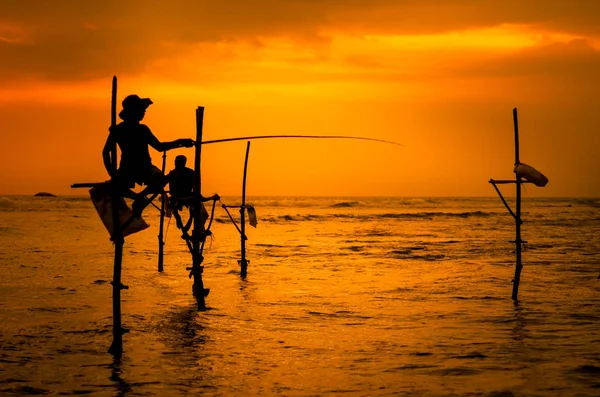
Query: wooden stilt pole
192 107 207 310
489 108 549 300
108 76 124 355
109 220 124 355
157 151 167 273
239 142 251 278
512 107 523 301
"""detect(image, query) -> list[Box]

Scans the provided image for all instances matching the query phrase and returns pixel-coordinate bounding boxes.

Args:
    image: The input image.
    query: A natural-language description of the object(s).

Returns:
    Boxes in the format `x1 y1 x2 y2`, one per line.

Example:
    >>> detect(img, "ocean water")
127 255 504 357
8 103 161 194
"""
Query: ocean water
0 195 599 396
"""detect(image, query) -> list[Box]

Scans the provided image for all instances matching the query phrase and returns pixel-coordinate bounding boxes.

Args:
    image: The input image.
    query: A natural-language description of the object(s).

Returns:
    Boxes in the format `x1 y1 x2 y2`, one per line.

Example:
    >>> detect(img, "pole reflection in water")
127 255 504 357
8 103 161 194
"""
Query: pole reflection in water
110 356 132 397
511 302 529 344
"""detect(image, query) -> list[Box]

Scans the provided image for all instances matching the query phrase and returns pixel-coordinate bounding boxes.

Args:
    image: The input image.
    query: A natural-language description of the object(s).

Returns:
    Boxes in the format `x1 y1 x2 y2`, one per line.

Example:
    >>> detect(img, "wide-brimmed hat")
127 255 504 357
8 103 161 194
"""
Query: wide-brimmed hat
119 94 153 120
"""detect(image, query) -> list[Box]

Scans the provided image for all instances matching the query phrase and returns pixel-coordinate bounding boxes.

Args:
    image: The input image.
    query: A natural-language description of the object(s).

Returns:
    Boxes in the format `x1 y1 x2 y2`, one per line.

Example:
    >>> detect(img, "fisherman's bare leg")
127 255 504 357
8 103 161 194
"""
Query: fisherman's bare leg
132 170 167 217
172 207 185 230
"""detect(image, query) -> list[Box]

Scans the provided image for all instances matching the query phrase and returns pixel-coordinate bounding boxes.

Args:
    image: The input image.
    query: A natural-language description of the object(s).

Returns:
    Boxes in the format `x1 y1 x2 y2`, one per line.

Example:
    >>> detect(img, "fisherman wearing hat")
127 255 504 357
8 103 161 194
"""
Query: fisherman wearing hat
102 94 194 216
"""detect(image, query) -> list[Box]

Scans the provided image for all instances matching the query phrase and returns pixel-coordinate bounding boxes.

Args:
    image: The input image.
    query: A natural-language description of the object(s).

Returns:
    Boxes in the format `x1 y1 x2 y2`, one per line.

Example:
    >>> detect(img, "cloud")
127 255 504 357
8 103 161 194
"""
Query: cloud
0 0 599 82
0 0 330 80
443 38 600 97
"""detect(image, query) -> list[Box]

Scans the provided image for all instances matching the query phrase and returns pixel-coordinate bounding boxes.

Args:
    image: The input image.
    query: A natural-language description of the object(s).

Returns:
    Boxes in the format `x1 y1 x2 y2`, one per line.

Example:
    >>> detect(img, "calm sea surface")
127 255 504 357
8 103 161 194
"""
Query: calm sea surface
0 195 599 396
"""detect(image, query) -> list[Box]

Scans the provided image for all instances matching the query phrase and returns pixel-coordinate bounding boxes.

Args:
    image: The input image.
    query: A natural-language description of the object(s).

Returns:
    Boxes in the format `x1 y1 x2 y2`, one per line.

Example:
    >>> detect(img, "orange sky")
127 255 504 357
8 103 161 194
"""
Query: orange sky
1 0 599 197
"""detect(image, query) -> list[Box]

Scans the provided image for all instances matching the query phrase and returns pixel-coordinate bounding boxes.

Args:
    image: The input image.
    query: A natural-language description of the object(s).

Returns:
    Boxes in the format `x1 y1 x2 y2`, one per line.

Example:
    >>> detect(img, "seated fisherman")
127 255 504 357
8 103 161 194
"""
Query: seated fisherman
102 94 194 216
167 155 196 234
166 155 220 239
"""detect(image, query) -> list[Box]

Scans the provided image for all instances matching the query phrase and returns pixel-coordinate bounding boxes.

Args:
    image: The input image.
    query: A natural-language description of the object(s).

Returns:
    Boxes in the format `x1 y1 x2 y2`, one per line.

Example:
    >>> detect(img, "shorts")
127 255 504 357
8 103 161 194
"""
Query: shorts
114 165 164 190
169 197 193 211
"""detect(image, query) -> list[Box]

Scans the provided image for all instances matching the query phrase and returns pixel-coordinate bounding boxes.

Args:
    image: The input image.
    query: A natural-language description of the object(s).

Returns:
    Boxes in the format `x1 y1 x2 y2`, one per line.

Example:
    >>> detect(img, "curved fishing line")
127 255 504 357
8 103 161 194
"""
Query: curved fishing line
199 135 403 147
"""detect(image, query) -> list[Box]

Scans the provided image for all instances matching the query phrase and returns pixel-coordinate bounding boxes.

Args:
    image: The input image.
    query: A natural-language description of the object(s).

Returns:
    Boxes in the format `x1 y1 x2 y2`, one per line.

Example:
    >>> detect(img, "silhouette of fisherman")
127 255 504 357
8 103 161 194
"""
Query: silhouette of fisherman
166 155 217 239
167 155 197 235
102 94 194 216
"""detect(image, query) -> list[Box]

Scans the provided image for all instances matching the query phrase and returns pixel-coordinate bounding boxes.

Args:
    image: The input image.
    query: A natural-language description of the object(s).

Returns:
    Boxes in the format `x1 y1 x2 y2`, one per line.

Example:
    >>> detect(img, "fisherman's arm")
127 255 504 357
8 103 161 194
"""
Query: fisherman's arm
148 131 194 152
201 194 220 202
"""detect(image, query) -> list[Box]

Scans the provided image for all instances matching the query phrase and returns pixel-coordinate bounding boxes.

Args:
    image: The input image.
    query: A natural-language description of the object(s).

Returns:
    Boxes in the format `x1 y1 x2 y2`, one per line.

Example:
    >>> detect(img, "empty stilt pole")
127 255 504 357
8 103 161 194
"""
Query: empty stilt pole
239 141 251 278
489 108 548 301
192 106 207 310
512 108 523 301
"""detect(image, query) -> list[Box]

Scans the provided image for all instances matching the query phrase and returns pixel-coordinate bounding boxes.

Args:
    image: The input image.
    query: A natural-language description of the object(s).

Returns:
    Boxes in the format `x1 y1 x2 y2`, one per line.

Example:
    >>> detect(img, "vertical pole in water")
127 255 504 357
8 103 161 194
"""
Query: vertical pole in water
239 141 251 278
192 107 207 310
512 107 523 301
157 152 167 273
108 76 124 354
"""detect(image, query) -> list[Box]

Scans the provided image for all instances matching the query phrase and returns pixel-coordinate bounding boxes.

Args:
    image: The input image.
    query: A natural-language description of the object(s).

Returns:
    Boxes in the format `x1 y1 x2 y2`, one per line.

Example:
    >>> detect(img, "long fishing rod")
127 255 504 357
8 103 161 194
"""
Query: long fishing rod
199 135 403 146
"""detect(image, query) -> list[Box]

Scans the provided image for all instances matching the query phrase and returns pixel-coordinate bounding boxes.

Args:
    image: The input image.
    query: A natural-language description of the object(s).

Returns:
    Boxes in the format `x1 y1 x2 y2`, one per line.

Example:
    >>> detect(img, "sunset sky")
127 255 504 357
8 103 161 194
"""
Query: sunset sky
1 0 599 197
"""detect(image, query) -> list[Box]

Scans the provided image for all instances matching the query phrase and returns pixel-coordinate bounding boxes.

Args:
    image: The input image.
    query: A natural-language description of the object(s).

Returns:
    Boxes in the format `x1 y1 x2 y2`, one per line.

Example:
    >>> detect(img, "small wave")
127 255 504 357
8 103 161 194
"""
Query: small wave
0 197 16 210
526 243 554 249
0 226 14 234
344 245 364 252
371 211 491 219
413 254 446 261
384 364 437 371
568 313 600 322
360 211 493 220
451 352 487 359
390 249 412 255
485 392 517 397
393 198 443 206
0 378 28 384
0 386 52 395
261 211 497 224
390 248 445 259
307 311 337 317
27 307 73 313
433 366 482 376
572 364 600 374
389 249 446 261
452 296 504 301
363 230 396 237
573 198 600 208
330 201 361 208
0 195 92 212
63 328 103 335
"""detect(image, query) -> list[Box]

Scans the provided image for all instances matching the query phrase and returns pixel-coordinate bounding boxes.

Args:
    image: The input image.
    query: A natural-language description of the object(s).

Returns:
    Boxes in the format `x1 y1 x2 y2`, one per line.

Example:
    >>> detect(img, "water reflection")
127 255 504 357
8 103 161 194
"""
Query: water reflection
511 302 528 342
238 278 257 302
509 301 534 368
110 356 132 397
159 305 209 351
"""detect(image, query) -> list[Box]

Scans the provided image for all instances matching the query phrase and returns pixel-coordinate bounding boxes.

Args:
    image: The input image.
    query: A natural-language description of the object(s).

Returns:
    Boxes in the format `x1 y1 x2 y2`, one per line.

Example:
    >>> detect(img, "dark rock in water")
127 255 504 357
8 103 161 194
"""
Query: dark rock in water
34 192 56 197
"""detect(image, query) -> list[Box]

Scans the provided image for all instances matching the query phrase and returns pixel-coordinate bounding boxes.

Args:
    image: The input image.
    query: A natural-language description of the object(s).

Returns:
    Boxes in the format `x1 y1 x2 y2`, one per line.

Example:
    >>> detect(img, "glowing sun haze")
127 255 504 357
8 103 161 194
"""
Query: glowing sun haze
1 0 599 197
